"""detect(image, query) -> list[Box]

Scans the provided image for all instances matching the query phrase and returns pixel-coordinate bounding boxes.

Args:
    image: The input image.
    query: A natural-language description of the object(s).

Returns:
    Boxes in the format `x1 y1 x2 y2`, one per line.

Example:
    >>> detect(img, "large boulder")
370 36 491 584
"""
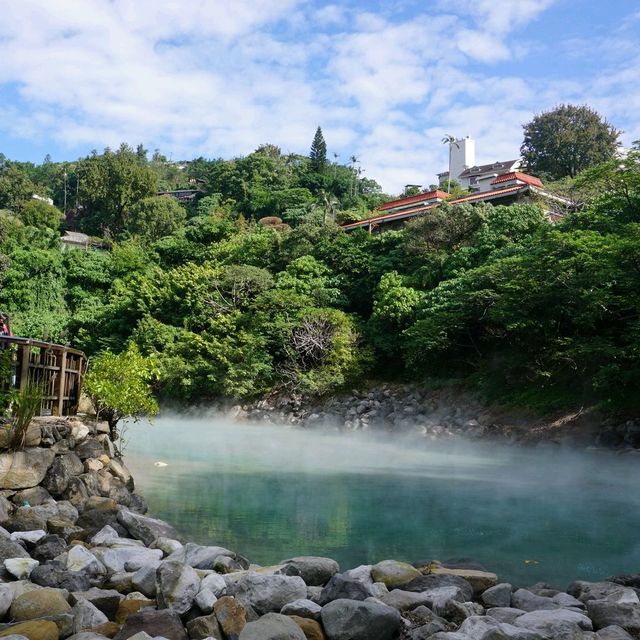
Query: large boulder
320 599 401 640
568 581 639 605
514 609 593 637
377 589 438 611
482 583 513 608
320 566 378 604
399 573 474 602
94 546 162 575
116 509 178 546
587 600 640 634
30 565 92 592
166 542 234 569
65 545 106 575
214 596 248 639
458 615 541 639
280 557 340 586
239 613 305 640
0 620 59 640
596 626 635 639
155 560 200 615
113 609 187 640
429 566 497 595
185 613 223 640
70 599 109 633
280 599 322 620
9 588 71 621
511 588 560 612
0 536 31 562
42 453 83 497
0 449 55 490
226 573 307 615
371 560 421 589
70 589 123 620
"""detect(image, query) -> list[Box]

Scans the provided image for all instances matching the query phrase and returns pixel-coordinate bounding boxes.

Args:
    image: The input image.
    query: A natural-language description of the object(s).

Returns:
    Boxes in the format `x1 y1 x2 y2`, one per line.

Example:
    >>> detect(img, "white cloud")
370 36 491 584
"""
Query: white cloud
0 0 637 194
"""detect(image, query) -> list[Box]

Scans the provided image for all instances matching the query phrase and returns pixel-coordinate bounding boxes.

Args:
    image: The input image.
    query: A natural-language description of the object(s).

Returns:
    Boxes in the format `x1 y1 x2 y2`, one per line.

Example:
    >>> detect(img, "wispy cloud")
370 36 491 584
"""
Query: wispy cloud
0 0 638 193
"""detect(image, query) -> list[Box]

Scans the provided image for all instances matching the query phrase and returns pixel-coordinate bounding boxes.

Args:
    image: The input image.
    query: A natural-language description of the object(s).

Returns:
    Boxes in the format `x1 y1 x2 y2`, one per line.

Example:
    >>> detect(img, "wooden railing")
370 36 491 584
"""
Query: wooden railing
0 336 87 416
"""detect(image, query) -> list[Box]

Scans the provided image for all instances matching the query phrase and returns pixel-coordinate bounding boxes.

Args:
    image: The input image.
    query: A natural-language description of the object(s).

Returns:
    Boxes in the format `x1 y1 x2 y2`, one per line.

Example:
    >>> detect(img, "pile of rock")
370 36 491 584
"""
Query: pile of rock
0 418 639 639
232 385 494 440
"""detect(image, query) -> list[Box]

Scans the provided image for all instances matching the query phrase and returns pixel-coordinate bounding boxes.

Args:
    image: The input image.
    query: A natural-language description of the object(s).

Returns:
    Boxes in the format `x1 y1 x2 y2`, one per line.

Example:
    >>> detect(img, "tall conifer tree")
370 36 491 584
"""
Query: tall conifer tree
310 126 328 172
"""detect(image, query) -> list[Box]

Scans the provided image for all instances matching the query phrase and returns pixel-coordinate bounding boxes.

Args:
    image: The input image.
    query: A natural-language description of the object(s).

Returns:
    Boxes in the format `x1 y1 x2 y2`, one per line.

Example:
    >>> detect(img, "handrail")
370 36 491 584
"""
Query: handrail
0 335 87 416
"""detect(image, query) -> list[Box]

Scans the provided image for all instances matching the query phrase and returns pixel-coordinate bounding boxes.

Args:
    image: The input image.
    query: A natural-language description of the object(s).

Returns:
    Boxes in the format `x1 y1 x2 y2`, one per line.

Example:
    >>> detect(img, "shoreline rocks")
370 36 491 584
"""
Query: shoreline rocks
229 383 640 451
0 417 637 639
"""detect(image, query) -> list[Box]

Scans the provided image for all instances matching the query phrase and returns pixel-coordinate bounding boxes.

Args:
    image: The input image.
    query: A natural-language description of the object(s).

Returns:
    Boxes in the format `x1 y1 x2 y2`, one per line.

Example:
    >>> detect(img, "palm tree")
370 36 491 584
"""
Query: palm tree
441 134 458 194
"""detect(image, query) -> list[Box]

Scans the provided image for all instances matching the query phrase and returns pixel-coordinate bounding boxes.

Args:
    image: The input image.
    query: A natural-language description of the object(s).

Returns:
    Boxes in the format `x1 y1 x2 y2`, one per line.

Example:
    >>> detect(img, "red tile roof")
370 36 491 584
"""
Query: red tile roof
491 172 543 188
377 190 449 211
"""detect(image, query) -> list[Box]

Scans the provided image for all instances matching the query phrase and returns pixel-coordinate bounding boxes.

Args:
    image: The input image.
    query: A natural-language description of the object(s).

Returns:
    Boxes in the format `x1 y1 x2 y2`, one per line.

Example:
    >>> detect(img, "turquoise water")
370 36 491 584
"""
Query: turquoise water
124 415 640 588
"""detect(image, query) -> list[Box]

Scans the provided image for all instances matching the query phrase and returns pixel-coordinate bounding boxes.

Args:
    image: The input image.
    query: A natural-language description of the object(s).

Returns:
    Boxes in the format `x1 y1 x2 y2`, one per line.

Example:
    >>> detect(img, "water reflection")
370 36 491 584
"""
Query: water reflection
124 414 640 587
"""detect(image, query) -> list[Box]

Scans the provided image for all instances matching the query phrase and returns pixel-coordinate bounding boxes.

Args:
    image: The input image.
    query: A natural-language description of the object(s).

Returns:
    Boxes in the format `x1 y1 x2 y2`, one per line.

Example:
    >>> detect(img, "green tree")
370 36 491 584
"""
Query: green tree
127 195 187 241
310 127 328 173
19 199 64 230
83 343 159 441
76 144 158 236
521 104 620 180
0 165 39 213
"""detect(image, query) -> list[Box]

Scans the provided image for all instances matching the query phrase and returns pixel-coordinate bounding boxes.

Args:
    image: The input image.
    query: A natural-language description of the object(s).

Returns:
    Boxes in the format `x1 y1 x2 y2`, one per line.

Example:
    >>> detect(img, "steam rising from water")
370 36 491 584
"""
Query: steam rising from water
125 413 640 586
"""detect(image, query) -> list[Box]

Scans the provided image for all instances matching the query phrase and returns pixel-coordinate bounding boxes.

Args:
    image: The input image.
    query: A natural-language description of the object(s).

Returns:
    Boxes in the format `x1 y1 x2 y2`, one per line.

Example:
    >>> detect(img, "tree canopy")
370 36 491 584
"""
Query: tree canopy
521 104 620 180
310 126 328 173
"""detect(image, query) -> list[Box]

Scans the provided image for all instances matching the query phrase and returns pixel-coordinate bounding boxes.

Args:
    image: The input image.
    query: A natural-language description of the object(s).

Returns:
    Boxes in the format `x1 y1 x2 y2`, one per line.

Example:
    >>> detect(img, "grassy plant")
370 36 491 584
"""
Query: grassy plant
9 381 43 450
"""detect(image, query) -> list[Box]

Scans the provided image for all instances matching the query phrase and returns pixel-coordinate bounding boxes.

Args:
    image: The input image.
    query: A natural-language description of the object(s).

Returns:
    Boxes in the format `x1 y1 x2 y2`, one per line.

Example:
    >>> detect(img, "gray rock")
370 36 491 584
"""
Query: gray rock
200 572 227 597
10 530 47 545
441 600 485 625
42 452 84 496
568 581 639 604
150 537 183 556
482 583 513 608
113 608 188 640
11 487 53 507
0 536 30 562
31 534 67 563
238 613 305 640
487 607 528 624
185 613 223 640
377 589 436 611
0 448 55 490
166 542 234 569
194 588 217 614
71 598 109 633
156 560 201 615
279 556 340 586
117 509 178 546
75 438 106 461
131 564 158 598
596 626 635 639
70 588 123 620
587 600 640 634
321 598 401 640
226 572 307 615
515 608 593 638
94 545 163 574
511 588 559 612
280 598 322 619
0 582 16 618
459 615 542 639
320 566 378 603
2 506 47 532
422 634 470 640
552 592 586 609
66 545 106 574
30 564 92 591
400 573 474 602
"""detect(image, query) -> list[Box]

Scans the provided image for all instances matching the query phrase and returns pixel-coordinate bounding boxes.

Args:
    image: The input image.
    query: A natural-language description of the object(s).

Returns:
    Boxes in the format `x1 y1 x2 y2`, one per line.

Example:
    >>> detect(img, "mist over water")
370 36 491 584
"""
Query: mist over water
124 413 640 588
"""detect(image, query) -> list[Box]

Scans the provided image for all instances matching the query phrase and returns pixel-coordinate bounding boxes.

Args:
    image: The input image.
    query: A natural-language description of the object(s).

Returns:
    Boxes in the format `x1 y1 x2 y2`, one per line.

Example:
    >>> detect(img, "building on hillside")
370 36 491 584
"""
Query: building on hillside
437 136 520 192
343 171 569 233
157 189 201 203
60 230 90 250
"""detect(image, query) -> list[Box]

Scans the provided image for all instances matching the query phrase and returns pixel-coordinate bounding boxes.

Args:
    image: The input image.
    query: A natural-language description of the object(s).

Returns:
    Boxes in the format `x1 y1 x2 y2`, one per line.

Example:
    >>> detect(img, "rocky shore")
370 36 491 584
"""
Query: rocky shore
232 383 640 450
0 417 638 640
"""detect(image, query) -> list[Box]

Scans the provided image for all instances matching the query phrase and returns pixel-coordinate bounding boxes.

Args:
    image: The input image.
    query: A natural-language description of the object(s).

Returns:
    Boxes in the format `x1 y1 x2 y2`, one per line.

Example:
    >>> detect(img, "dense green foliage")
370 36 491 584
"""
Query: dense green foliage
0 133 638 416
521 104 620 180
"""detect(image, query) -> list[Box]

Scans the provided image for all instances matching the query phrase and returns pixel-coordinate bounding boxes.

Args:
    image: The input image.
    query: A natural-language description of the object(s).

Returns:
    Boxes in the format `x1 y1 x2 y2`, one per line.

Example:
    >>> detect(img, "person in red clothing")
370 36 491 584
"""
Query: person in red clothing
0 313 12 336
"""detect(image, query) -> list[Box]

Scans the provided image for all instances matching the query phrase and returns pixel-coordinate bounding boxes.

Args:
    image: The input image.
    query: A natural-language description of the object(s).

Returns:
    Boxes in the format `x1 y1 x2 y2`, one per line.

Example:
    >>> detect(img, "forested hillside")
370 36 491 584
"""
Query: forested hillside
0 142 638 414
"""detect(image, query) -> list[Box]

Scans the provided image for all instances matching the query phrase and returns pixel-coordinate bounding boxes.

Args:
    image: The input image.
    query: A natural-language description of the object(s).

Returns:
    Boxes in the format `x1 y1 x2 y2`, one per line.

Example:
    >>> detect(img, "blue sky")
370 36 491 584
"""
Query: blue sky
0 0 638 193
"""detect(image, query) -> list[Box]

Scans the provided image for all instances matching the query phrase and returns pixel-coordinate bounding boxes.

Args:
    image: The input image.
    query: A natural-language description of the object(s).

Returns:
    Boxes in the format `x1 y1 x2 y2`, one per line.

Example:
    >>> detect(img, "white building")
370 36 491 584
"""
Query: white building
437 136 520 192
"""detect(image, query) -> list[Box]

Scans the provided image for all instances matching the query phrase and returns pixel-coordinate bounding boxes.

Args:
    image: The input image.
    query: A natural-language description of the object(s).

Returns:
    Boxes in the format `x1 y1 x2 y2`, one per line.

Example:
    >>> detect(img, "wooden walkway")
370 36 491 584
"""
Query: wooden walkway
0 336 86 416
